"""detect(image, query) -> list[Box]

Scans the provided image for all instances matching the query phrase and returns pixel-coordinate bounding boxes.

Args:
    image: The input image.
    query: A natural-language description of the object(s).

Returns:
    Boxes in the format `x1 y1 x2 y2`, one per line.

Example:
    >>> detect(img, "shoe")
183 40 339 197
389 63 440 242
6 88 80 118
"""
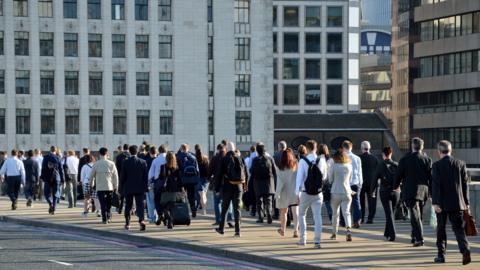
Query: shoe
413 241 424 247
388 237 395 242
96 211 101 218
68 205 73 208
411 238 415 244
203 209 207 215
434 256 445 263
250 212 256 217
140 222 146 231
297 241 306 246
366 219 373 224
124 224 130 230
26 199 32 207
215 228 224 235
82 212 88 218
91 204 96 213
463 251 471 265
293 231 299 238
212 222 220 226
346 232 352 242
234 233 241 238
277 229 284 236
352 223 360 229
102 221 108 224
156 219 162 226
330 234 336 240
256 219 264 223
191 211 197 218
314 243 322 249
227 222 234 228
267 216 273 224
11 203 16 210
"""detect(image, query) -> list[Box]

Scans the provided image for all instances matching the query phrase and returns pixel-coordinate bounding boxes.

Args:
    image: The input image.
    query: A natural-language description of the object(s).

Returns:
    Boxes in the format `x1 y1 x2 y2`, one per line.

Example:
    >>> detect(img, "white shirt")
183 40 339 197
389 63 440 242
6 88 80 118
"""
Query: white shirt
347 150 363 187
295 153 327 196
0 157 26 184
33 155 43 172
66 156 80 175
148 153 167 184
80 163 94 185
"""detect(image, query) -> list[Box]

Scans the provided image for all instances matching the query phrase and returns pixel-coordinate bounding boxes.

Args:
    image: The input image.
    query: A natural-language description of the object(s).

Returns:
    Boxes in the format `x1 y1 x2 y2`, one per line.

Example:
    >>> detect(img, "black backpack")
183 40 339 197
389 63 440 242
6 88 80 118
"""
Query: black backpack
302 157 323 195
226 155 246 183
253 155 272 180
45 160 60 185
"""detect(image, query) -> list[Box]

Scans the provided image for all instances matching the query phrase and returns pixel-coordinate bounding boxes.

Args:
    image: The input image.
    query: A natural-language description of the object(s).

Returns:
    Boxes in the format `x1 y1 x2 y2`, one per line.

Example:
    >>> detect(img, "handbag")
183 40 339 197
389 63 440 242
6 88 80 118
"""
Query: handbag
464 210 478 236
429 205 437 229
111 192 120 208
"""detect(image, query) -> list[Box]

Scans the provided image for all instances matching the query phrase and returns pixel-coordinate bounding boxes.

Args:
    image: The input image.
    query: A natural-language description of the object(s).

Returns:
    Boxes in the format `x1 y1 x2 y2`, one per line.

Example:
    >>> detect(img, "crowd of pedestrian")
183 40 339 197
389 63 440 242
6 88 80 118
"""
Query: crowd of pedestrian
0 137 473 265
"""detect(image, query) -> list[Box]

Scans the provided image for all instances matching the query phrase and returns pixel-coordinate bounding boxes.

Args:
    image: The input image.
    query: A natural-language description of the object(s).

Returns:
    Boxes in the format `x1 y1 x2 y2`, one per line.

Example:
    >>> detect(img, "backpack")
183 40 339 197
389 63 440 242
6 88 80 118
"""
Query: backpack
182 154 198 177
226 155 246 183
302 157 323 195
253 155 272 180
46 160 60 185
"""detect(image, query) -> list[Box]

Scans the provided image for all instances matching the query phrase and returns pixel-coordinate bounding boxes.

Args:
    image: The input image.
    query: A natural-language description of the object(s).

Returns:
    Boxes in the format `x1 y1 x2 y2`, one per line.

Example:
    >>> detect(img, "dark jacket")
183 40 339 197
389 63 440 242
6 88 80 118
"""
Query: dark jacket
160 165 183 192
209 152 225 190
115 151 130 175
251 154 277 196
198 156 209 179
214 151 248 193
24 158 40 184
394 152 432 202
375 159 398 192
78 155 89 182
176 151 199 184
432 155 469 212
120 156 148 196
273 151 283 167
41 153 65 183
145 154 156 171
360 152 379 193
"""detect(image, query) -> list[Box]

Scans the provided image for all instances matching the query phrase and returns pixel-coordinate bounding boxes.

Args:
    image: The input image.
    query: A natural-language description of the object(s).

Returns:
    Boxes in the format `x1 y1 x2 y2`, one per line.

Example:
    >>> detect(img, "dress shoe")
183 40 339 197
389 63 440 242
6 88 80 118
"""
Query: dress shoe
139 222 146 231
267 216 273 224
227 222 234 228
352 223 360 229
234 232 241 238
215 228 224 235
256 219 264 223
366 219 373 224
191 211 197 218
463 251 471 265
434 256 445 263
413 241 424 247
212 222 220 226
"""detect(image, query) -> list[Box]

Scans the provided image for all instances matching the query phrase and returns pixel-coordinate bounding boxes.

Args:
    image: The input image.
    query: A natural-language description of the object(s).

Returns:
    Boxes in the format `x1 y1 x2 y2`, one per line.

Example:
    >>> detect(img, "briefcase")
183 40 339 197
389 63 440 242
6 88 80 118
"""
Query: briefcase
464 210 478 237
111 192 120 208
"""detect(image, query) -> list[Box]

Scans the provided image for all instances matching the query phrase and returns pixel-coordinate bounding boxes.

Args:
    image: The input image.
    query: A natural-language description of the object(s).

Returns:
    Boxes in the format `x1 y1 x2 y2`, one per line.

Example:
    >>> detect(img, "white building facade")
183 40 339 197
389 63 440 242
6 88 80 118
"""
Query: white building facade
0 0 274 153
272 0 360 114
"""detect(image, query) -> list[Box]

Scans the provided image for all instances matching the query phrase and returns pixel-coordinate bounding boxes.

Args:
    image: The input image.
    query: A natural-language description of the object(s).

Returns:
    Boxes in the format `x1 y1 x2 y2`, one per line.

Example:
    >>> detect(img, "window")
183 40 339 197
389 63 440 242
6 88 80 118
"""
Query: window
88 0 101 19
0 109 4 134
136 35 149 58
136 72 149 96
89 72 102 95
158 0 171 21
89 109 103 134
421 20 433 41
16 70 30 94
159 35 172 58
88 34 102 57
283 85 299 105
420 50 480 78
112 34 125 58
235 38 250 60
208 73 213 96
327 59 342 79
236 111 251 135
65 109 79 134
208 36 213 59
273 58 278 79
273 6 277 27
305 85 321 105
327 33 342 53
111 0 125 20
327 7 343 27
113 110 127 134
305 33 320 53
273 33 277 53
40 71 54 95
14 0 28 17
283 58 299 79
159 72 172 96
234 0 250 24
39 32 54 56
207 0 212 23
327 84 342 105
208 110 214 135
137 110 150 135
15 31 29 56
41 109 55 134
283 7 298 27
16 109 30 134
64 0 77 19
135 0 148 21
305 59 321 79
64 33 78 57
273 85 278 105
112 72 126 95
474 12 480 34
283 33 299 53
38 0 53 17
0 70 4 94
0 0 3 16
65 71 78 95
462 13 472 35
305 6 321 27
0 31 3 55
235 74 250 97
160 110 173 135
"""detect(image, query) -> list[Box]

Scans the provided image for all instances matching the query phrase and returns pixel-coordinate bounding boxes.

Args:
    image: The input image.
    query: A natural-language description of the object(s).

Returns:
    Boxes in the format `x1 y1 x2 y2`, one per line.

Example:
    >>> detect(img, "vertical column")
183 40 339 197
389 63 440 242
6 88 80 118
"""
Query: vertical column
4 0 16 149
103 0 113 147
347 0 360 112
29 0 41 149
78 0 90 148
54 0 66 149
126 0 137 142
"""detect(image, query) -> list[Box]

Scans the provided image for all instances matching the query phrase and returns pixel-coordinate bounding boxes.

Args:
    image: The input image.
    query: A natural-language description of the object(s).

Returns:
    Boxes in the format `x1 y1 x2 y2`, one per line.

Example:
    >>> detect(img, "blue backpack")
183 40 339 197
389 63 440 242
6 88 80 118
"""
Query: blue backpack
182 154 198 178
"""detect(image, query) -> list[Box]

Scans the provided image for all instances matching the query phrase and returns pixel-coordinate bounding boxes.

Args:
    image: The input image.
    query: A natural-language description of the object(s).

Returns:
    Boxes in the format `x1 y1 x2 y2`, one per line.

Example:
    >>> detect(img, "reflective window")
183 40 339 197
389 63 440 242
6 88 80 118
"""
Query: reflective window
41 109 55 134
283 33 299 53
283 85 299 105
283 58 299 79
327 84 342 105
283 7 299 27
305 6 321 27
305 33 320 53
305 84 321 105
327 7 343 27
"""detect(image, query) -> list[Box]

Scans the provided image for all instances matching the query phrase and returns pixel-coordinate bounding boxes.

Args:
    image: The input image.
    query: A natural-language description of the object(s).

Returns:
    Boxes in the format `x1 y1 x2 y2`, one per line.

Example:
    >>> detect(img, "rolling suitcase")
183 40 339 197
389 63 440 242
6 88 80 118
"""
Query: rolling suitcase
171 201 191 226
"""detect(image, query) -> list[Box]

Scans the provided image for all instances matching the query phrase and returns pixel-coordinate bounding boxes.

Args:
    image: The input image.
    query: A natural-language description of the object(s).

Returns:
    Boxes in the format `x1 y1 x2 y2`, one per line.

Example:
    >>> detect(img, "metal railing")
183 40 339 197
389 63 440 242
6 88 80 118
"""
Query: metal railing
468 168 480 182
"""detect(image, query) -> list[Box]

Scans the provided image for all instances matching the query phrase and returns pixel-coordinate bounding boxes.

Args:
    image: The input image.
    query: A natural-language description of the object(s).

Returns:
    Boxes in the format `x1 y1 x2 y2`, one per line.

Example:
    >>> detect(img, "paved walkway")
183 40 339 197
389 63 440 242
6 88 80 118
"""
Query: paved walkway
0 197 478 270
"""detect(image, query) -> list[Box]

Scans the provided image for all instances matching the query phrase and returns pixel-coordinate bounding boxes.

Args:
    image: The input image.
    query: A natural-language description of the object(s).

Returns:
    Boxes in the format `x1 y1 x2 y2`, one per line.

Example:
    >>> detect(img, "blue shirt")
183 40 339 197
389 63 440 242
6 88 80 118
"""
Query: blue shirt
347 150 363 187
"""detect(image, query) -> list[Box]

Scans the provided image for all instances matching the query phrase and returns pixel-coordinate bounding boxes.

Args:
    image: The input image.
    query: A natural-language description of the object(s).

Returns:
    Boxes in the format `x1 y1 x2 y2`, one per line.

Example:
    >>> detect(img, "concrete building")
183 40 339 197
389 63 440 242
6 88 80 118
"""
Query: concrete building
391 0 480 166
0 0 274 153
272 0 361 114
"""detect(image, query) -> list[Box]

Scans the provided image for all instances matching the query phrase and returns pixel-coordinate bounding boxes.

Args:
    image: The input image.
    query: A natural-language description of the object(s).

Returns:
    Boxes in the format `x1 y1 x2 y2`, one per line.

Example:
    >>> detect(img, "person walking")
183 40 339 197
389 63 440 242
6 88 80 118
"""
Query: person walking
209 144 233 226
342 140 363 228
215 141 248 237
32 149 43 201
359 141 379 224
114 144 130 214
23 150 40 207
121 145 149 231
319 144 334 222
41 146 65 214
274 141 287 167
0 149 26 210
145 145 158 224
64 150 79 208
295 140 327 248
195 144 210 215
432 140 471 265
244 145 257 217
328 148 353 242
80 154 96 217
149 144 168 225
276 148 298 237
158 152 183 229
251 142 277 224
376 147 400 241
176 144 200 218
394 137 432 247
89 148 118 224
0 151 7 196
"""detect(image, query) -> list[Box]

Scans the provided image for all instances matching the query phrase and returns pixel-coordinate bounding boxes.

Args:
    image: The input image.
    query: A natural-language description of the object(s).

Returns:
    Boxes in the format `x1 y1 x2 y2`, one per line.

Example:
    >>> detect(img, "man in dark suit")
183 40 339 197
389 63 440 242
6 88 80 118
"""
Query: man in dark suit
120 145 148 231
359 141 379 224
41 146 65 215
432 140 471 265
394 137 432 247
77 148 90 200
115 144 130 214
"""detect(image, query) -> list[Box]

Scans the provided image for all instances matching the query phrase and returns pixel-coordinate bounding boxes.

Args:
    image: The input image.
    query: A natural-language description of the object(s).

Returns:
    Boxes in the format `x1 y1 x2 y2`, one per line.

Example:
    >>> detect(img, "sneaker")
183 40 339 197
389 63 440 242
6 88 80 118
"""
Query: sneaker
346 232 352 242
330 234 336 240
215 228 224 235
297 241 306 247
202 209 207 215
413 241 424 247
124 224 130 230
212 222 220 226
96 211 101 218
314 243 322 249
234 232 241 238
191 212 197 218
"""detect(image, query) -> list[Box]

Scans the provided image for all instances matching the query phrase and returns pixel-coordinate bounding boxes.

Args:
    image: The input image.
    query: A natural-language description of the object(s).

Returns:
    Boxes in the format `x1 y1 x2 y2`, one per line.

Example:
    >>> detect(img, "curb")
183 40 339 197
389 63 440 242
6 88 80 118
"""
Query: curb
0 215 336 270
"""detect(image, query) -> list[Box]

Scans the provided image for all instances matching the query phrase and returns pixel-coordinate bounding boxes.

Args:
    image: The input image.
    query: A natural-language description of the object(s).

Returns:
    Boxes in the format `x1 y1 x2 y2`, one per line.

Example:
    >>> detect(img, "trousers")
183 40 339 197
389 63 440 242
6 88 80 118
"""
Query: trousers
6 176 22 204
298 192 323 244
124 193 145 225
219 183 242 234
380 190 400 239
331 193 352 234
436 210 470 256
